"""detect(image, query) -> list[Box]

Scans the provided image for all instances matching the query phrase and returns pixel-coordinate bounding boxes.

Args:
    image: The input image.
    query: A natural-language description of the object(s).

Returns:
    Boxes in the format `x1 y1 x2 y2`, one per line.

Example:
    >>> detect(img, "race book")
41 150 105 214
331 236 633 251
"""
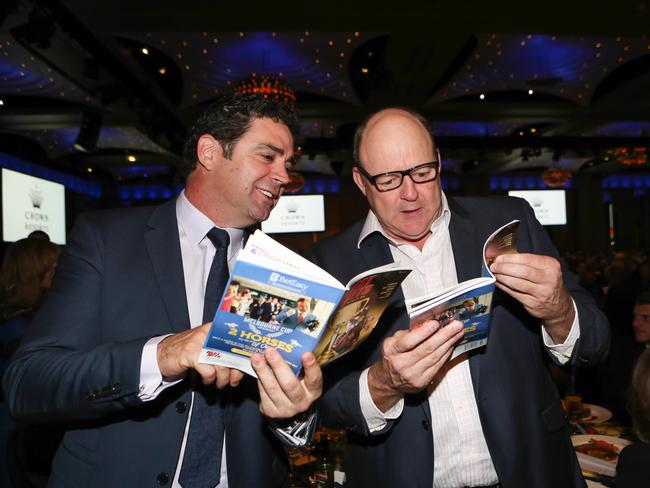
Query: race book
199 230 411 376
407 220 520 358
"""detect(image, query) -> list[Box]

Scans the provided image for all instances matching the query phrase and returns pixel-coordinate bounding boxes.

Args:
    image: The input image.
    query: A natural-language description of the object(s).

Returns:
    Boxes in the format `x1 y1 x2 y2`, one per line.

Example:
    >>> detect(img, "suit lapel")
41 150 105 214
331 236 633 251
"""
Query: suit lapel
448 198 484 397
145 199 191 334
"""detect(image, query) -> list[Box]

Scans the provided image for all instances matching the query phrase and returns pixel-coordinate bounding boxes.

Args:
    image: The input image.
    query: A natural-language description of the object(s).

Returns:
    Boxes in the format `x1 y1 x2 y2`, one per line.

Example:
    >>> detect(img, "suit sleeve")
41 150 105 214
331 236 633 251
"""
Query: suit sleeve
3 214 150 423
518 198 610 367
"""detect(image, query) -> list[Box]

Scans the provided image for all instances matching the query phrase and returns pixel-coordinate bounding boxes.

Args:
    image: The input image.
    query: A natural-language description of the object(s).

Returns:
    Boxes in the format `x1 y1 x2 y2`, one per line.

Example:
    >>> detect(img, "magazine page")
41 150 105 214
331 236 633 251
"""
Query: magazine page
312 267 411 367
405 277 489 314
409 282 495 358
481 220 520 277
200 260 346 376
241 230 342 288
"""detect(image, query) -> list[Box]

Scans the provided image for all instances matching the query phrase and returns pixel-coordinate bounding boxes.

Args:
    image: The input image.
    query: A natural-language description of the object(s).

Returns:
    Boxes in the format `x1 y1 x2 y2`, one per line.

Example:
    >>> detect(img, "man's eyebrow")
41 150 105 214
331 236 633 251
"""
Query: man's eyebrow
255 143 285 155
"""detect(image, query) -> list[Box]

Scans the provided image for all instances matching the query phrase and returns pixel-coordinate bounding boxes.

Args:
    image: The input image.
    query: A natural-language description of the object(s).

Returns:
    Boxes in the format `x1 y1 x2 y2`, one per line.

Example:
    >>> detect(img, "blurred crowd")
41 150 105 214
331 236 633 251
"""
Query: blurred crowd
564 249 650 422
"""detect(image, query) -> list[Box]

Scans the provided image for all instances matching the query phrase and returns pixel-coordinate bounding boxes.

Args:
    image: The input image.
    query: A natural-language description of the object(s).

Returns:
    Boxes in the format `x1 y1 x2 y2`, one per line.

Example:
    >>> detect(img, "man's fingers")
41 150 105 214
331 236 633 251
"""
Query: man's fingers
215 366 232 389
300 352 323 395
392 320 440 354
194 363 217 384
229 369 244 387
412 321 464 371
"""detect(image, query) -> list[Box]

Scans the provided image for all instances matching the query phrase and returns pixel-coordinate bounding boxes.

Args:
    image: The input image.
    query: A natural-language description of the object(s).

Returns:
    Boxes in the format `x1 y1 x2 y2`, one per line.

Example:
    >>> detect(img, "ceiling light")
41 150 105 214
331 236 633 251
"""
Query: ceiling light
528 89 534 95
87 167 93 173
479 93 485 100
141 47 149 55
0 99 4 106
127 155 137 162
158 67 166 74
361 67 369 74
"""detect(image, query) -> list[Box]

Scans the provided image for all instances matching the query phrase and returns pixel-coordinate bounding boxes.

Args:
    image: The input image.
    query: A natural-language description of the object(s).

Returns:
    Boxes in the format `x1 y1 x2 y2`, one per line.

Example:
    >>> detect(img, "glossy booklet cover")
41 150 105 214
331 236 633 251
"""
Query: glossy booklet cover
199 230 411 376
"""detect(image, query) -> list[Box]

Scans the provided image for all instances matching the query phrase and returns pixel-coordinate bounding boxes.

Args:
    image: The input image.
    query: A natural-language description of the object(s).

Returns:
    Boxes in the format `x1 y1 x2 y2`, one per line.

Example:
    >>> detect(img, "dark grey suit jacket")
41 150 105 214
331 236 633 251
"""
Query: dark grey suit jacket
311 196 609 488
3 199 287 488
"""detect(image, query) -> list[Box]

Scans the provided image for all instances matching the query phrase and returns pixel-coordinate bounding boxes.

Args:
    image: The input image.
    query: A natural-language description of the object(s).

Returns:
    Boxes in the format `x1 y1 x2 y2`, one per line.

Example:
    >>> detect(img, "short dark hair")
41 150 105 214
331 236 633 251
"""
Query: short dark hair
635 290 650 306
352 107 432 165
182 94 300 174
27 230 50 241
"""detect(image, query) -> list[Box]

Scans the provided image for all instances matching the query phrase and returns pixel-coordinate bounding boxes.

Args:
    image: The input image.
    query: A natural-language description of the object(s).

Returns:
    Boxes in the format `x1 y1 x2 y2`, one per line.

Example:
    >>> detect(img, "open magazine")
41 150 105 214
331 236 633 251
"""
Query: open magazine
407 220 520 358
199 230 411 376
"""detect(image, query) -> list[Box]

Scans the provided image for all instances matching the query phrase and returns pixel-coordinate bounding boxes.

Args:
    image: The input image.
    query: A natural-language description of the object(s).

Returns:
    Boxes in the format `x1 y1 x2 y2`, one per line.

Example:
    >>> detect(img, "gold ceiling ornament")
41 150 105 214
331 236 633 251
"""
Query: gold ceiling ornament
233 74 296 109
607 147 647 166
542 167 572 188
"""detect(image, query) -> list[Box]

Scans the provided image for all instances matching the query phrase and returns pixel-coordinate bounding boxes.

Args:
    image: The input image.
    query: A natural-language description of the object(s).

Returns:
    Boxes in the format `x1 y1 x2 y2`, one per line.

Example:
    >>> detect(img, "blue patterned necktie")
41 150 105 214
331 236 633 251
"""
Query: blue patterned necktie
178 227 230 487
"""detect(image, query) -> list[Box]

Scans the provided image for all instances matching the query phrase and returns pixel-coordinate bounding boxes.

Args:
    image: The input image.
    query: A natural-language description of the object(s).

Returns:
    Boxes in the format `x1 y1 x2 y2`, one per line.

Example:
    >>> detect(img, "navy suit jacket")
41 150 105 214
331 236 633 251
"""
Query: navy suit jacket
311 196 609 488
3 199 288 488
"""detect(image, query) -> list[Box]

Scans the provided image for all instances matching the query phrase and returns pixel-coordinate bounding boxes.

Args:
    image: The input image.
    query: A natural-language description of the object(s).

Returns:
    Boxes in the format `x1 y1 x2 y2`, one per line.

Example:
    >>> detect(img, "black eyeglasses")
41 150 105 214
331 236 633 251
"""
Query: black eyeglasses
356 161 440 192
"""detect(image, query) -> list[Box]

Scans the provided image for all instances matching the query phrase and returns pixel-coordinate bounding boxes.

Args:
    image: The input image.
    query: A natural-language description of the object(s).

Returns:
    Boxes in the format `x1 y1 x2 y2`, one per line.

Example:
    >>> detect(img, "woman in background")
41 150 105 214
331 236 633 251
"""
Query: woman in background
1 237 60 488
615 348 650 487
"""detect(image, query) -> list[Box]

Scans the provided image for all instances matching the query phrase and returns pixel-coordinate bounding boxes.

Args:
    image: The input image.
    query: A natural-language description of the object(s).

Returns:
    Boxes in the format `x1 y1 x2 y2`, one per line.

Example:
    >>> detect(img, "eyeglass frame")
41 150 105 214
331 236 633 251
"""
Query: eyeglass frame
355 149 442 192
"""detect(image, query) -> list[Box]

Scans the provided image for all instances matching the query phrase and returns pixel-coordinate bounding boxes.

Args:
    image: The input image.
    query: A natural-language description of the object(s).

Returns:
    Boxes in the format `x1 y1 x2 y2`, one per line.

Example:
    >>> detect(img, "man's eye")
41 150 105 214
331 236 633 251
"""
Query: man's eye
261 154 274 162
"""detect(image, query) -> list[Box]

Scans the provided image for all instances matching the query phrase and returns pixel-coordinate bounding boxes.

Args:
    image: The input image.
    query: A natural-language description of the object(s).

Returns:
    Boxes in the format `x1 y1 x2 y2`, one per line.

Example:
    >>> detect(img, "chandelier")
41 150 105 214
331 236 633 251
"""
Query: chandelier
542 167 572 188
607 147 647 166
233 74 296 109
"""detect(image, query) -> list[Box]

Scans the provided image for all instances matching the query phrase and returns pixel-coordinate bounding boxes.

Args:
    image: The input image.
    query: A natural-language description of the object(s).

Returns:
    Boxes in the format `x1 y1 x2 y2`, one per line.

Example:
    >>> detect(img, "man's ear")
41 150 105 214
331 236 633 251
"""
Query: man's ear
352 167 368 197
196 134 224 171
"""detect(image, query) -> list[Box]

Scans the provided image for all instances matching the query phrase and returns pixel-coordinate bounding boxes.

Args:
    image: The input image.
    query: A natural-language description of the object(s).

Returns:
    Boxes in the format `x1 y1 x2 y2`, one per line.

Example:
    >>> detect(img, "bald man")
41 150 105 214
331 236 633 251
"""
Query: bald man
310 108 609 488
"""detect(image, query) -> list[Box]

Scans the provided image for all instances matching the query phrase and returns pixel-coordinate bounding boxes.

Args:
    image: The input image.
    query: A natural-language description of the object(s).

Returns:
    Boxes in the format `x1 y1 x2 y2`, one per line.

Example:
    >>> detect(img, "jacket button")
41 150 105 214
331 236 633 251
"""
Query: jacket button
156 472 169 485
175 401 187 413
422 419 431 431
111 383 120 393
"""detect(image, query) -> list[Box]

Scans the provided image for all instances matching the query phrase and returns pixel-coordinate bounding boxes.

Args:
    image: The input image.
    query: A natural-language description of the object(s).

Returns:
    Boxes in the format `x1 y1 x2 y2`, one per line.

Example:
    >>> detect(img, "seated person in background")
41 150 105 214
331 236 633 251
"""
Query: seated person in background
0 237 60 488
615 348 650 488
593 290 649 423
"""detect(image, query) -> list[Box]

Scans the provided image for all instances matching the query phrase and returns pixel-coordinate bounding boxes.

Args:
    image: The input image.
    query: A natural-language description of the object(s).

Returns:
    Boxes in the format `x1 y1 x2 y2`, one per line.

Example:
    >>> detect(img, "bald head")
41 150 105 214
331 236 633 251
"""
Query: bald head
354 108 434 166
351 107 443 250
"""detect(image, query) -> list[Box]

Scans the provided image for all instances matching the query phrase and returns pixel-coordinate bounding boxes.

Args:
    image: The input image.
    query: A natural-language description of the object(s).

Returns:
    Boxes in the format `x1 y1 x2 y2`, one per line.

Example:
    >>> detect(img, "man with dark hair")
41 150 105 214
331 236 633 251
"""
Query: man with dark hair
26 229 50 241
276 297 317 329
4 94 322 488
311 107 609 488
597 289 650 423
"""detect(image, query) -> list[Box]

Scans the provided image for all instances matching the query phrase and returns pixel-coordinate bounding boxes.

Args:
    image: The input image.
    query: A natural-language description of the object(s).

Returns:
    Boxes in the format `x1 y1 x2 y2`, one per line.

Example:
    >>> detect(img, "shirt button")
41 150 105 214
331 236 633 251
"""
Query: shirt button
175 401 188 413
156 472 169 485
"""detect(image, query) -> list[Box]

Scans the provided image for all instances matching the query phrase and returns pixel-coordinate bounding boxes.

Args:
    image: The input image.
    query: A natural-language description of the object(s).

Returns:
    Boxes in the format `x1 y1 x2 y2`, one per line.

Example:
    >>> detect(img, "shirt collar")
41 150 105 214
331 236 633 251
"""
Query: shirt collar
357 191 451 248
176 191 244 256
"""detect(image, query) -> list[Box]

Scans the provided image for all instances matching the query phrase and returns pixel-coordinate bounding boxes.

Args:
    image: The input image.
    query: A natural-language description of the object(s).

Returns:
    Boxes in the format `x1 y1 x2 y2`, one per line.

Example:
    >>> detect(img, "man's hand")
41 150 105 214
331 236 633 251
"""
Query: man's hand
157 323 244 389
490 253 575 343
368 320 464 412
251 349 322 419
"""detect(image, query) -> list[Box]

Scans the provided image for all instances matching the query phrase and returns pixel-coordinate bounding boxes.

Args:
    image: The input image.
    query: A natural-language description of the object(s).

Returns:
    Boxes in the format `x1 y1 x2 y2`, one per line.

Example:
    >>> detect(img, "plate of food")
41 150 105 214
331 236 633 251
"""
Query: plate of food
572 435 631 476
565 400 612 424
583 404 613 424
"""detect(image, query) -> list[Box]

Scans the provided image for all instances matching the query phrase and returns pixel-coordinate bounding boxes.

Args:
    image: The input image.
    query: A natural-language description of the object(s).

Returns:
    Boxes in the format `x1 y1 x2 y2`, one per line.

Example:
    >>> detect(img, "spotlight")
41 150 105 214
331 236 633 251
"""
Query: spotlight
73 111 102 152
528 89 534 95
